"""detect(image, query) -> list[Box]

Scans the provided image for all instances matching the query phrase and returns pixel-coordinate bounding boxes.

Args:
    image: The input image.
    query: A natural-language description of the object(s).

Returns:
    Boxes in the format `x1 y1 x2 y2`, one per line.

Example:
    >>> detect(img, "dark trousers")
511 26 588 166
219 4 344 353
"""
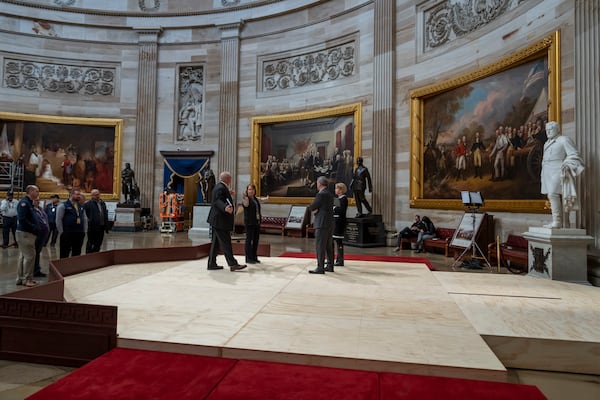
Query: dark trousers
60 231 85 259
45 223 58 246
354 191 372 215
208 227 238 267
34 231 49 274
245 224 260 262
2 216 17 246
314 226 334 269
86 229 105 253
334 238 344 264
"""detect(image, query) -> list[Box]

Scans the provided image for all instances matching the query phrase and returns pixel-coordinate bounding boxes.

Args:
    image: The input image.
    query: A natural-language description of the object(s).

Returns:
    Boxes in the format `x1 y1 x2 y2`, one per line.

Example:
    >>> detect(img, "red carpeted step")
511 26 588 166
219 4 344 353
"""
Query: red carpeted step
206 359 379 400
26 348 237 400
279 252 435 270
379 372 547 400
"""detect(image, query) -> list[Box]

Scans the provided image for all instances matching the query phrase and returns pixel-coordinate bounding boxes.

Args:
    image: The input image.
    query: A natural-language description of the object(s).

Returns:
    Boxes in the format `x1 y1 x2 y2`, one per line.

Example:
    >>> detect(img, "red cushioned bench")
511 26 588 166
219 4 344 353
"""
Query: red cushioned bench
488 233 528 268
423 227 456 257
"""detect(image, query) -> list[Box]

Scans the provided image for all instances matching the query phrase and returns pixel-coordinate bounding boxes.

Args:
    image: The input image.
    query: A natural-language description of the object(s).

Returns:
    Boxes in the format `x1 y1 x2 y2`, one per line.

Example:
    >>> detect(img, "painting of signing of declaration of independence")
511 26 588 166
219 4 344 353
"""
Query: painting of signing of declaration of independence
422 56 549 202
259 115 356 199
0 118 116 195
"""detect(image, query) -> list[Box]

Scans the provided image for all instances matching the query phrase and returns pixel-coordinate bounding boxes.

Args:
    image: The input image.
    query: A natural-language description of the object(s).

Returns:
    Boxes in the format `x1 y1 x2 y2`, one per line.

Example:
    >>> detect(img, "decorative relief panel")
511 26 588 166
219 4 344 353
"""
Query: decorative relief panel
261 41 356 92
176 65 204 142
3 58 116 96
54 0 76 5
423 0 528 51
138 0 160 12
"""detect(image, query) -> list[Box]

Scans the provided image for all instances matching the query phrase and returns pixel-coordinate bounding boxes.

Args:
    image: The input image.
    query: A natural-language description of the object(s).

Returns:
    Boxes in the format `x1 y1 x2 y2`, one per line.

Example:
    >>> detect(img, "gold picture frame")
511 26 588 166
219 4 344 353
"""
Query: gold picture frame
0 112 122 200
409 31 560 213
251 103 362 204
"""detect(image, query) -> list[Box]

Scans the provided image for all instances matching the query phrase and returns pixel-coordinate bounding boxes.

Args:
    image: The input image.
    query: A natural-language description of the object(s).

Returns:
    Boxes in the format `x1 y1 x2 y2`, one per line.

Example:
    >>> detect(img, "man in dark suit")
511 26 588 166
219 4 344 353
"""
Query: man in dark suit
84 189 109 253
308 176 334 274
206 171 246 272
56 188 87 259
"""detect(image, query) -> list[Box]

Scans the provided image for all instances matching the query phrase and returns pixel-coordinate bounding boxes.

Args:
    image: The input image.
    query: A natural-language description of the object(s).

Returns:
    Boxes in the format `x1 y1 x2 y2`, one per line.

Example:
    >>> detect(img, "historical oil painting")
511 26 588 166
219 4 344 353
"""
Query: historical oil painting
410 32 560 212
251 103 362 204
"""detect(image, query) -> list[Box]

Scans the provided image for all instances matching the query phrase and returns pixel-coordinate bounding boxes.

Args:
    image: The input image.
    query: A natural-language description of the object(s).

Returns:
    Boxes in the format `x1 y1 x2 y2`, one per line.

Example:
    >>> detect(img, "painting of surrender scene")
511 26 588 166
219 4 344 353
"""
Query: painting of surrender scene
421 56 550 203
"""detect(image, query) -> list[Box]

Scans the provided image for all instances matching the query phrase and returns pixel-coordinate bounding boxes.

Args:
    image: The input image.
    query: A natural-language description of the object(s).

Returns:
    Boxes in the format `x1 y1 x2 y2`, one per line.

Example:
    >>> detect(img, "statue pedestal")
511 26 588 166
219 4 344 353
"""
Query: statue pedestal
523 227 593 284
112 207 142 232
343 214 386 248
188 204 211 238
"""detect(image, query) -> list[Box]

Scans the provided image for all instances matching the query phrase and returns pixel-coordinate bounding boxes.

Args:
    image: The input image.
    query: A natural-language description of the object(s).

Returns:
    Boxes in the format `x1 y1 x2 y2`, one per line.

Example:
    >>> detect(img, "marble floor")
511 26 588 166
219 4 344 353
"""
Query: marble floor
1 231 599 399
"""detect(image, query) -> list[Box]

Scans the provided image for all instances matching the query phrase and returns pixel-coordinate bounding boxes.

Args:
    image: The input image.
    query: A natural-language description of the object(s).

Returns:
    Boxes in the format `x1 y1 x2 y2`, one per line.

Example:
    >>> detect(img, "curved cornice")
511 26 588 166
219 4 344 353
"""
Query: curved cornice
0 0 324 18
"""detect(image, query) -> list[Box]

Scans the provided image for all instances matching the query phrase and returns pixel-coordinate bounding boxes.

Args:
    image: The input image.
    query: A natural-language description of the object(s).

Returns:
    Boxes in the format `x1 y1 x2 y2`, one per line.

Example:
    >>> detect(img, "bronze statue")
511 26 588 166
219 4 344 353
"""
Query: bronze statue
121 162 137 204
350 156 373 218
201 169 216 203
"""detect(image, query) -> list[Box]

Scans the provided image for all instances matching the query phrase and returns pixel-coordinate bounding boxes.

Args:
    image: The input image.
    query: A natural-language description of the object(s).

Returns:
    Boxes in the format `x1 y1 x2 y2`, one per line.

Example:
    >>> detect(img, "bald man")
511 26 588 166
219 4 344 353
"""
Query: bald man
83 189 109 253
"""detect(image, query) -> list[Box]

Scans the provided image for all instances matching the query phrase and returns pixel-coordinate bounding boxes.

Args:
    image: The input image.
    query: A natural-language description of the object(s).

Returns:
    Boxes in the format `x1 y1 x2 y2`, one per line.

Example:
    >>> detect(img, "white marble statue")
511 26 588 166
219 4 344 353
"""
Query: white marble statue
540 121 584 228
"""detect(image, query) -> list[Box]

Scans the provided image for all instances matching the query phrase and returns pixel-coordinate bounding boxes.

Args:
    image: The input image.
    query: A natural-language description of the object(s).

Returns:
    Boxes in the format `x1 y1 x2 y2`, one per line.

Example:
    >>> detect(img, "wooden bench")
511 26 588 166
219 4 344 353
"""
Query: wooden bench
423 227 456 257
260 216 287 236
233 206 286 236
488 234 528 268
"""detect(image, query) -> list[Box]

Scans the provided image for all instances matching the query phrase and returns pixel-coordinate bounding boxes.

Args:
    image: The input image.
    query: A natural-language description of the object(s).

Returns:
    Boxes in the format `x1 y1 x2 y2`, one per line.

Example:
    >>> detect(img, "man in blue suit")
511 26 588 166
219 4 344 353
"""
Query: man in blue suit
308 176 334 274
206 171 246 272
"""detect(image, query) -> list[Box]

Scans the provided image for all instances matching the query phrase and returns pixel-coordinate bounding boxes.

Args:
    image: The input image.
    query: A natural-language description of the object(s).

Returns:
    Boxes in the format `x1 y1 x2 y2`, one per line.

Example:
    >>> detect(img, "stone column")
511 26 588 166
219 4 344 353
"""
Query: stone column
575 0 600 252
134 28 161 208
218 23 242 190
372 0 395 229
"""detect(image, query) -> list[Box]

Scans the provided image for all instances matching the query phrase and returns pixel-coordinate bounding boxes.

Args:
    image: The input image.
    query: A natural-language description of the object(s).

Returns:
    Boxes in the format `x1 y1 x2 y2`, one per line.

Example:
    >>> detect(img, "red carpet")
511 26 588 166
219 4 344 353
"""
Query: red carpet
28 348 546 400
279 251 436 271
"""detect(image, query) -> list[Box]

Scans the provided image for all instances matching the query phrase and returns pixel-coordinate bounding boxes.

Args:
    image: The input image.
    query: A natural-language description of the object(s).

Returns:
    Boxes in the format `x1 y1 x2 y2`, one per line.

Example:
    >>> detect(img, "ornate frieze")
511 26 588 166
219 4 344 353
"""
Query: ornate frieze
53 0 76 6
138 0 160 12
177 65 205 142
424 0 527 51
262 41 356 92
3 58 115 96
222 0 241 6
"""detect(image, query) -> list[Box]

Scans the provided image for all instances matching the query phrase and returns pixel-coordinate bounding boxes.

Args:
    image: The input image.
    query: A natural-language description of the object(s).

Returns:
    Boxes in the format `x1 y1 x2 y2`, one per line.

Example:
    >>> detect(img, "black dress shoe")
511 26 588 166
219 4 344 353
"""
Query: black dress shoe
230 264 247 271
254 259 261 263
334 261 344 266
34 271 47 277
309 268 325 274
324 266 334 272
246 260 256 264
207 265 224 270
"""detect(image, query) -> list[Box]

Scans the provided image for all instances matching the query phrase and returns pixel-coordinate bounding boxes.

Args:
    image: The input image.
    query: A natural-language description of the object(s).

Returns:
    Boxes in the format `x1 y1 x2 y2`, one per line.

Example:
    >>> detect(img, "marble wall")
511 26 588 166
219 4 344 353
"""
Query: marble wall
0 0 597 265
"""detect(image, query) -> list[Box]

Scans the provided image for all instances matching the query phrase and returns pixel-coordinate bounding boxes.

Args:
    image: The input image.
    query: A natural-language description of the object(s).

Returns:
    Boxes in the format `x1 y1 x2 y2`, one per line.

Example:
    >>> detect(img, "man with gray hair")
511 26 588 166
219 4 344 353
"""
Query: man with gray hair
541 121 584 228
308 176 334 274
206 171 246 271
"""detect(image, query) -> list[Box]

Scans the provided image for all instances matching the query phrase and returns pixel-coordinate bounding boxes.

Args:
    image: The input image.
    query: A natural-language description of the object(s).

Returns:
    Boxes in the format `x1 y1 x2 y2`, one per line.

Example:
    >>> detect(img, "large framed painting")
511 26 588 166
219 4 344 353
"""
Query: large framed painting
251 103 362 204
409 31 560 213
0 112 122 200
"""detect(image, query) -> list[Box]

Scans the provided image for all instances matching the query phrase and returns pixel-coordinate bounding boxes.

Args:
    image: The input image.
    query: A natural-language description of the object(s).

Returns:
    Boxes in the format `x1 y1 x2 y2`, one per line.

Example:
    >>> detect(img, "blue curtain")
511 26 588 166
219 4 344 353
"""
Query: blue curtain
163 157 210 202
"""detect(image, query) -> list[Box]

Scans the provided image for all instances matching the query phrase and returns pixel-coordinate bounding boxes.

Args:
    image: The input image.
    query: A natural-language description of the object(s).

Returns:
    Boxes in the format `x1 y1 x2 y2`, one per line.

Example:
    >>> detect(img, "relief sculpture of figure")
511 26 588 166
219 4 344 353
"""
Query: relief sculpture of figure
540 121 584 228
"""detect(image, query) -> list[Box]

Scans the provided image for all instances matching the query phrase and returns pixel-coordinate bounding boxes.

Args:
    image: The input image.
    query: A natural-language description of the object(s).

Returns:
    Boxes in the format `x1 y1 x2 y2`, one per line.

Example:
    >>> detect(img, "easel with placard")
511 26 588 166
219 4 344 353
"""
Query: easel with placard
450 191 493 271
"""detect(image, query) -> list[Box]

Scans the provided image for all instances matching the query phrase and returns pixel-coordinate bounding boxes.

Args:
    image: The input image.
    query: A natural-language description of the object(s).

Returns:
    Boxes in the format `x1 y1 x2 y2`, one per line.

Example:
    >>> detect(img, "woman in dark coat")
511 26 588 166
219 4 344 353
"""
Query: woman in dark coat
242 184 268 264
332 182 348 266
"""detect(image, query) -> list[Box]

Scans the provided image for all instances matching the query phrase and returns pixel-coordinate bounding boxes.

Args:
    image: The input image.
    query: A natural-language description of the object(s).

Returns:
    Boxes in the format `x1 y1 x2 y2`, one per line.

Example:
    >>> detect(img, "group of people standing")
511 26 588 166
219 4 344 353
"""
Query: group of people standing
206 171 350 275
7 186 109 288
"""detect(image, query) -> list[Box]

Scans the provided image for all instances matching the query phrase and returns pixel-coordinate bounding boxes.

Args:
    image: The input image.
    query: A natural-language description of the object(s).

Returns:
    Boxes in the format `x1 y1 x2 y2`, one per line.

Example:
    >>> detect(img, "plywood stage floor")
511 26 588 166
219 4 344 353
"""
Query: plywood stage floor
63 255 600 383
